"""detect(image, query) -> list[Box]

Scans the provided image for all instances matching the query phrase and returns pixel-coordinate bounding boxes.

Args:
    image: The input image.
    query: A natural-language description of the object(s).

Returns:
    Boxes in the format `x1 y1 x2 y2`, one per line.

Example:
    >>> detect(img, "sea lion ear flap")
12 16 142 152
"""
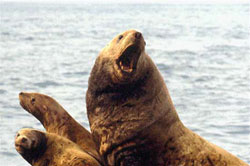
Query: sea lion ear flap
42 105 48 111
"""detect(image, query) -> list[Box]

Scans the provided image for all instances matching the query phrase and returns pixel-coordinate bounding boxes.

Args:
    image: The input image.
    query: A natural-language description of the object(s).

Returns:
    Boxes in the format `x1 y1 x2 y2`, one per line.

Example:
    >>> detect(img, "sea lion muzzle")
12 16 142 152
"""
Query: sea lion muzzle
117 45 141 73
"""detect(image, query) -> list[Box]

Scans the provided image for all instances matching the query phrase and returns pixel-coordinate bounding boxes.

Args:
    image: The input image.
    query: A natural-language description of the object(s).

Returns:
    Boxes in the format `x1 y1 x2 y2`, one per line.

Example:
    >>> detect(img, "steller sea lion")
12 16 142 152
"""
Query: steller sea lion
15 128 101 166
19 92 102 164
86 30 248 166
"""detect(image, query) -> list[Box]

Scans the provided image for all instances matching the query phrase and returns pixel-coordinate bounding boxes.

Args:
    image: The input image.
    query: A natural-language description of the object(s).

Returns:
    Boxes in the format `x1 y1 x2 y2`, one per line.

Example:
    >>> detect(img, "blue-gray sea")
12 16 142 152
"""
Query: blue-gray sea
0 2 250 165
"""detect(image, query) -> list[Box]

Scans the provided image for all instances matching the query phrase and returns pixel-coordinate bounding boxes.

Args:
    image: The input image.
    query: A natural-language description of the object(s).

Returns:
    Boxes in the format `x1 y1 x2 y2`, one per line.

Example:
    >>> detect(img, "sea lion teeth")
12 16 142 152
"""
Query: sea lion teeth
120 60 133 73
118 47 137 73
86 29 248 166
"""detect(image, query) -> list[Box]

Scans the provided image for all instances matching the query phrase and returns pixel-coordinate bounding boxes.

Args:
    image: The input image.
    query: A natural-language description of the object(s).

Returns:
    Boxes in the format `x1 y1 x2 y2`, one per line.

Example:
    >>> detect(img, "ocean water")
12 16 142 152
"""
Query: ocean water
0 2 249 165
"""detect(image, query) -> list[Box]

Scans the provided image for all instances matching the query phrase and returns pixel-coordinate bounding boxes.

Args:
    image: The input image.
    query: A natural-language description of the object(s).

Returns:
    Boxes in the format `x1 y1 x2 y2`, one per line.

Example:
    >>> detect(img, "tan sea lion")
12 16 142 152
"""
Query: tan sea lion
86 30 248 166
15 128 101 166
19 92 102 164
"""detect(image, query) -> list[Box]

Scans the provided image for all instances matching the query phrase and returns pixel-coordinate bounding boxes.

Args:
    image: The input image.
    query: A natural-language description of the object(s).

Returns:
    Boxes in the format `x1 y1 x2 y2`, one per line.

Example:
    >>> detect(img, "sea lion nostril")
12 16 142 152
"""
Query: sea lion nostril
118 35 123 40
135 32 141 39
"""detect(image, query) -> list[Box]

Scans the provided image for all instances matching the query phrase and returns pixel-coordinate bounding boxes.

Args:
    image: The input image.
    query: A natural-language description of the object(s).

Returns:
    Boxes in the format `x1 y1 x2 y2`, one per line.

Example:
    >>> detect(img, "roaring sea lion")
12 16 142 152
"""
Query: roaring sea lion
86 30 248 166
15 128 101 166
19 92 102 163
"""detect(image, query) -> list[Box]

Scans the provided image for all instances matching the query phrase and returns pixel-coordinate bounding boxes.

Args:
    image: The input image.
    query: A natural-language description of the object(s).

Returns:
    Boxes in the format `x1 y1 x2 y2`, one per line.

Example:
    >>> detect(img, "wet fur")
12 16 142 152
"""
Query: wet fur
19 92 102 164
15 129 101 166
86 30 248 166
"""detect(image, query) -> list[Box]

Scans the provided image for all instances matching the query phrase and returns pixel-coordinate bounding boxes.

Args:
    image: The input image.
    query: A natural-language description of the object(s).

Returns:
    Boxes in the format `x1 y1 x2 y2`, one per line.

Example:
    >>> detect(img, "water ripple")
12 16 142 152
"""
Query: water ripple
0 3 249 165
33 81 61 88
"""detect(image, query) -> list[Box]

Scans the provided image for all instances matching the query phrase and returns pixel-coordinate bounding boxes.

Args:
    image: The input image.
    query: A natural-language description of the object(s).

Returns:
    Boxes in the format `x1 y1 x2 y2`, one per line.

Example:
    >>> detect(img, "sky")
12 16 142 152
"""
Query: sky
1 0 250 4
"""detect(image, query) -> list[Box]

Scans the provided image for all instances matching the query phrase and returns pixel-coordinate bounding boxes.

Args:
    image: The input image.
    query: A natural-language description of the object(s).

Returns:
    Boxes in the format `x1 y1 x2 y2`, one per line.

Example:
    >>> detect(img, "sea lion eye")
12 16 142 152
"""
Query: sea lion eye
31 98 36 105
118 35 123 40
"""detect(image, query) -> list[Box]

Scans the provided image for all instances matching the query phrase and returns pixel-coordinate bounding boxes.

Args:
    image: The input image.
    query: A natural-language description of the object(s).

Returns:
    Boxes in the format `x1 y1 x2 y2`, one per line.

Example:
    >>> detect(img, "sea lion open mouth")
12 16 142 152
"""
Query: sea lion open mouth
117 45 141 73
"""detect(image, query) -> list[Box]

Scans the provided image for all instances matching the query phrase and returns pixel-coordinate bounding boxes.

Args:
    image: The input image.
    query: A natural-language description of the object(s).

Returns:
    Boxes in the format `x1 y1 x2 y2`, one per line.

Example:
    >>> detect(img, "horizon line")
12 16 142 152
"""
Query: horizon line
1 0 250 5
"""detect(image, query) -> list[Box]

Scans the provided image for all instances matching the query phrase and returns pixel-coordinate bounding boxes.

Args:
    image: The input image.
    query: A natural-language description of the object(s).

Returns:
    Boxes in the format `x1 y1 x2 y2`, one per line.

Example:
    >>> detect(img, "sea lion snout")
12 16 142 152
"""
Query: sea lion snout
18 92 28 103
19 92 30 98
15 131 32 153
19 92 29 112
126 30 144 46
115 31 145 74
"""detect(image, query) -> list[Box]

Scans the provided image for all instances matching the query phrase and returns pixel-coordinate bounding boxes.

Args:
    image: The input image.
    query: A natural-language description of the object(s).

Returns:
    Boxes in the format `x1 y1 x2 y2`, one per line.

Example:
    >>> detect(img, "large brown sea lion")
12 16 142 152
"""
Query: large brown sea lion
86 30 248 166
19 92 102 164
15 128 101 166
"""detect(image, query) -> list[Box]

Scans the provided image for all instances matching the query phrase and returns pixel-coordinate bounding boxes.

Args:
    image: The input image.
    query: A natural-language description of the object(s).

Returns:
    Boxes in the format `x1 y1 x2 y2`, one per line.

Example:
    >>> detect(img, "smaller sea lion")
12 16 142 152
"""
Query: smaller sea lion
15 128 101 166
19 92 101 163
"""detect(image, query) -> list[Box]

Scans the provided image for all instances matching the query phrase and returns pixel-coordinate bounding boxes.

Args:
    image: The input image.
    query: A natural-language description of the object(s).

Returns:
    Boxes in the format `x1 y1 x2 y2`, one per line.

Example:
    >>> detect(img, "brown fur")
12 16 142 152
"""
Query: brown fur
19 92 102 163
15 128 101 166
86 30 248 166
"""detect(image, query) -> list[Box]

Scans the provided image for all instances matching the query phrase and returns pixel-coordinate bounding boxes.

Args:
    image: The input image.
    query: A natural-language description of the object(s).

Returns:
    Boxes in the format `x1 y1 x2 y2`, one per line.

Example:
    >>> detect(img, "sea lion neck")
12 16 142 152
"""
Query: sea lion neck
31 131 47 163
87 53 180 153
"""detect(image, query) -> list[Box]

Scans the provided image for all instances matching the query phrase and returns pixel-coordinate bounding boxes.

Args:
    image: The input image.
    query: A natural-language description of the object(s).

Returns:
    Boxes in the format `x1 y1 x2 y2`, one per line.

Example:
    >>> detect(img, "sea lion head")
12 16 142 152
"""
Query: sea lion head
19 92 58 122
15 128 47 164
91 29 147 87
